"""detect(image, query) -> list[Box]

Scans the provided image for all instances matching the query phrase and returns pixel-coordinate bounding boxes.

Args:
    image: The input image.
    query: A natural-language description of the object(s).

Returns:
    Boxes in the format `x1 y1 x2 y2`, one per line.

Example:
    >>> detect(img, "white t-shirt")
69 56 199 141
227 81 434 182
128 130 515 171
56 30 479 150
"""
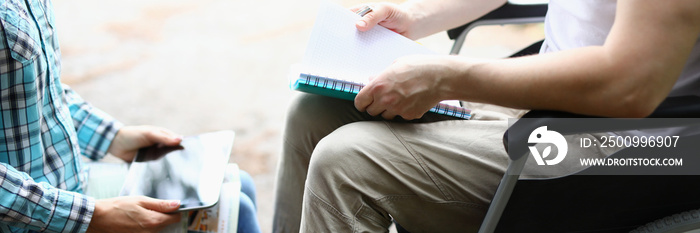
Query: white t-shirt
541 0 700 136
541 0 700 98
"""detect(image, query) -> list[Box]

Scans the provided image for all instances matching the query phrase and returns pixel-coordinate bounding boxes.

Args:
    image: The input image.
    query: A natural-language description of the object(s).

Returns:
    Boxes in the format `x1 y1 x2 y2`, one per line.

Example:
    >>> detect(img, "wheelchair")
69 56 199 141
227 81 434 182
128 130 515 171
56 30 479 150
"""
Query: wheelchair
396 1 700 232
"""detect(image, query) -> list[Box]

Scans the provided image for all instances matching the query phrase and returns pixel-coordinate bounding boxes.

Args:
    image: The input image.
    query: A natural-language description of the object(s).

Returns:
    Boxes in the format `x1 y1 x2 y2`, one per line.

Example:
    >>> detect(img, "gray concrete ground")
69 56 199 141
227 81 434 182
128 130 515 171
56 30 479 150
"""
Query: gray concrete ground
54 0 542 232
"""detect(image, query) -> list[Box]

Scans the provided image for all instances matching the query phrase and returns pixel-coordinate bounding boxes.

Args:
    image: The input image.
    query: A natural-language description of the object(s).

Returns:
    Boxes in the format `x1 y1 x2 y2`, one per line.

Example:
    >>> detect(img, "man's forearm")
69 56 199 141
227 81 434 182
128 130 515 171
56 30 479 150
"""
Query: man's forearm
443 48 652 117
444 44 687 118
401 0 506 39
442 0 700 118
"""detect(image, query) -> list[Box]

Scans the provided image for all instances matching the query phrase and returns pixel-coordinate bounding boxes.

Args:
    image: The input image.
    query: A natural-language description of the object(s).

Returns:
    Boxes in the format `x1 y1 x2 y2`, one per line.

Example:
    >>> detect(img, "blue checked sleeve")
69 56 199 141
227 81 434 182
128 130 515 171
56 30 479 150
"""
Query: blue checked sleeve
61 84 123 161
0 163 95 233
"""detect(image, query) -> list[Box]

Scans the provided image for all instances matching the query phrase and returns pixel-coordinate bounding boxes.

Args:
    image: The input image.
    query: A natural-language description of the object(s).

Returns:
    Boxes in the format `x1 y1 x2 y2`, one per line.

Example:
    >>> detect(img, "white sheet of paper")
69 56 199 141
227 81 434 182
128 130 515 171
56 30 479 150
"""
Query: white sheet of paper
301 1 437 82
299 1 462 108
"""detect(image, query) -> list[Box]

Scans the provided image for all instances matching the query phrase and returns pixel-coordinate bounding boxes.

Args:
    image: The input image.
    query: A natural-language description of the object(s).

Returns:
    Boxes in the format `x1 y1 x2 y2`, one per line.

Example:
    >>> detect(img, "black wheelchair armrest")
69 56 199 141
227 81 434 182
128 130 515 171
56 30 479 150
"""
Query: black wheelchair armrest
446 2 548 40
504 95 700 161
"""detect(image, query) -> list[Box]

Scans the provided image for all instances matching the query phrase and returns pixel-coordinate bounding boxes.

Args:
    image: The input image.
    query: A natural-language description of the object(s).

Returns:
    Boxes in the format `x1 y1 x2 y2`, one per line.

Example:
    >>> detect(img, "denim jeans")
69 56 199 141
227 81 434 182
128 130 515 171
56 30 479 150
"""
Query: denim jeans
238 170 261 233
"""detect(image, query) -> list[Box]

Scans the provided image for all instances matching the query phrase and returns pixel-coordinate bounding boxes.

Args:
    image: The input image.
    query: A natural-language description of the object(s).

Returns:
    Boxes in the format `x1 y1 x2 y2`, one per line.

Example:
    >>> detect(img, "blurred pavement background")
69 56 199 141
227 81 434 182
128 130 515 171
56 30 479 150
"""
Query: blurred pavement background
53 0 543 232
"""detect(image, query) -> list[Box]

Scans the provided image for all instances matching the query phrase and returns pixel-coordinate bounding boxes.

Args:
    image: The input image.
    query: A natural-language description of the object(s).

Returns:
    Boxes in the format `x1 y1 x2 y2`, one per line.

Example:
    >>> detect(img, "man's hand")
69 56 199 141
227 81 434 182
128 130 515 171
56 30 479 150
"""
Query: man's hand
86 196 181 233
351 0 506 40
351 3 418 39
355 55 461 120
108 126 182 162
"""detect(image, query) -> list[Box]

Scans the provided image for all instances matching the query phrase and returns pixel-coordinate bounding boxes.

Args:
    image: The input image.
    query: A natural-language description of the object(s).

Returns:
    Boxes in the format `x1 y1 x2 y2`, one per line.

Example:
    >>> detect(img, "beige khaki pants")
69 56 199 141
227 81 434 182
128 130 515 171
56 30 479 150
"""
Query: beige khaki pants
272 94 616 232
273 93 537 232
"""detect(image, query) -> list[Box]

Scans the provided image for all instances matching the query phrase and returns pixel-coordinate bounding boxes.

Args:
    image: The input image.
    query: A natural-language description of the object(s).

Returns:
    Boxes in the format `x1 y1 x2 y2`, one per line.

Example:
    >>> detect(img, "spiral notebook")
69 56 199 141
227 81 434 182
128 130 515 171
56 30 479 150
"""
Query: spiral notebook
289 1 471 120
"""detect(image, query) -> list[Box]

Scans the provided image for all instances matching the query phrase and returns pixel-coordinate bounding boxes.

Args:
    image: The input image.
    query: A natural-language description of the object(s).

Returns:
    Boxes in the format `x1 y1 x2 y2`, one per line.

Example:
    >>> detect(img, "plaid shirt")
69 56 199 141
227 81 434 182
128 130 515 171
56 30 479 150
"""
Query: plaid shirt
0 0 122 232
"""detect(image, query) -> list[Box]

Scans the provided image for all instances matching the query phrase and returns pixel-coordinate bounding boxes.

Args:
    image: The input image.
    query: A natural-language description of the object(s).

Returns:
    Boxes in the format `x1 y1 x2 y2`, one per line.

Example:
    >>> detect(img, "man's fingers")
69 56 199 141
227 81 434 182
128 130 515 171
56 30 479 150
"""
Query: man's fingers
356 85 383 116
364 100 387 117
381 110 397 120
356 79 395 117
356 3 389 31
401 110 425 121
355 87 373 112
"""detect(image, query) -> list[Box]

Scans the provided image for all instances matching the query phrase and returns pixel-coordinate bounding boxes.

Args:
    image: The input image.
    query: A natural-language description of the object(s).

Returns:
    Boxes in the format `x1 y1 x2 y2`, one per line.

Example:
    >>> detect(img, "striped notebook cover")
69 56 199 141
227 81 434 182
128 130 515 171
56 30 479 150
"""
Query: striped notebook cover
291 73 472 120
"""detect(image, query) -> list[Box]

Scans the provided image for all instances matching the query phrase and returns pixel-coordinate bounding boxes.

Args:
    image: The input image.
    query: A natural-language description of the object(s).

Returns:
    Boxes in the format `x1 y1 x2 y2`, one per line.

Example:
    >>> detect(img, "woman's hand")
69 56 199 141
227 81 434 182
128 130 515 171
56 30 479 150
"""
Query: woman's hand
107 126 182 162
87 196 181 233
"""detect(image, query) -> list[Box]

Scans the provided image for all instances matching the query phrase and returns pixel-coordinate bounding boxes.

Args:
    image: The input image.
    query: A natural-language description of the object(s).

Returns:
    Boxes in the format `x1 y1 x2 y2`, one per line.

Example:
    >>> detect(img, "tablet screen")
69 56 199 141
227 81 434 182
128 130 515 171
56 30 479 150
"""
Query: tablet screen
119 130 235 211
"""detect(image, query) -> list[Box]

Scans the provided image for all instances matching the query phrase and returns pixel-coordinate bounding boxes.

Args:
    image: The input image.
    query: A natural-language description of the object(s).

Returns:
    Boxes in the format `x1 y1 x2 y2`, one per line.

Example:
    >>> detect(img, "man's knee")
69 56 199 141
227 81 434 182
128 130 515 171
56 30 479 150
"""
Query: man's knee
286 94 323 121
283 94 362 150
285 94 354 126
305 122 389 188
307 128 363 179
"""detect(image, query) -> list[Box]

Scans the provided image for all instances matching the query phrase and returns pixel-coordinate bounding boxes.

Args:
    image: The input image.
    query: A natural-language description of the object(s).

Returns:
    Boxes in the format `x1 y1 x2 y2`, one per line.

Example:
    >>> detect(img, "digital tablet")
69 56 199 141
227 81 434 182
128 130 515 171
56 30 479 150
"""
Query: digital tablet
119 130 235 212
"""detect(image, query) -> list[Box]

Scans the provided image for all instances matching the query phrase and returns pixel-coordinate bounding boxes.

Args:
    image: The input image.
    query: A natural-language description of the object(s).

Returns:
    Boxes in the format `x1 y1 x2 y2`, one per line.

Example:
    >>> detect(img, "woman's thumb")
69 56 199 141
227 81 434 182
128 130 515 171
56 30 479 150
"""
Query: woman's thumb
145 127 183 146
142 198 181 213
